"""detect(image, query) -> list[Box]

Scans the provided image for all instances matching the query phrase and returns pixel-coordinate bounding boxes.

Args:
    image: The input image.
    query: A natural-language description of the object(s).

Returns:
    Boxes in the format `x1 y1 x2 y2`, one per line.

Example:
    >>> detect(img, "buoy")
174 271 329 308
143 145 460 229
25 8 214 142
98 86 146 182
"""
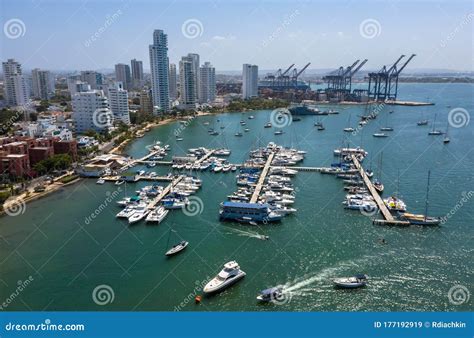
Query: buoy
195 295 202 304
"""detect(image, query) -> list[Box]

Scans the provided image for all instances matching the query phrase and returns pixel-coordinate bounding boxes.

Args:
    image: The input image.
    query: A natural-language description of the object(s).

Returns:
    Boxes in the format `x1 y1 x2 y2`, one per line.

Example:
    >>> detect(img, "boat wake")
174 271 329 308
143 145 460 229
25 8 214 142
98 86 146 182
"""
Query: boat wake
223 227 268 240
280 255 380 295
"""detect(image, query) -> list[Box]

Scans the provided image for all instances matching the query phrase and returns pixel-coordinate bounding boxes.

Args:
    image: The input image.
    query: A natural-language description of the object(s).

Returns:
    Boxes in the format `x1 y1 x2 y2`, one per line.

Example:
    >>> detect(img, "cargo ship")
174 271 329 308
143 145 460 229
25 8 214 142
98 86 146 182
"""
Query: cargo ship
288 103 323 115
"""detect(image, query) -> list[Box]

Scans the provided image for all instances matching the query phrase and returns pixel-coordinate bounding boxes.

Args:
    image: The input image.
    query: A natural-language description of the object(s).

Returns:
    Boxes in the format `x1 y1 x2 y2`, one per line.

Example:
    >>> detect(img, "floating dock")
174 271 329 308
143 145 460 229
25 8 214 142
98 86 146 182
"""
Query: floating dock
351 155 409 226
147 175 184 209
250 152 275 203
195 149 216 164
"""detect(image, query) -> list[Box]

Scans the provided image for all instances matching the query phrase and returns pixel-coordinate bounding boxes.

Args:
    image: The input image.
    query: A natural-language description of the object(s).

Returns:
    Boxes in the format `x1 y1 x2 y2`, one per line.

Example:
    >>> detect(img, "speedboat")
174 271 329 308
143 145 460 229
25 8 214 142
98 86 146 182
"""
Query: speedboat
383 196 407 212
203 261 246 294
165 241 188 256
96 178 105 185
128 205 150 224
365 170 374 178
333 274 368 288
145 206 169 223
373 179 384 193
256 287 283 302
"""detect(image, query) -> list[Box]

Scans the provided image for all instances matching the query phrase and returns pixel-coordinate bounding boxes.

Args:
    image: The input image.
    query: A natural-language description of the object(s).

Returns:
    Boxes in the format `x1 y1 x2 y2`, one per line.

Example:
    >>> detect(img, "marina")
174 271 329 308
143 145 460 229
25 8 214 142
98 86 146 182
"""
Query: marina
0 83 472 312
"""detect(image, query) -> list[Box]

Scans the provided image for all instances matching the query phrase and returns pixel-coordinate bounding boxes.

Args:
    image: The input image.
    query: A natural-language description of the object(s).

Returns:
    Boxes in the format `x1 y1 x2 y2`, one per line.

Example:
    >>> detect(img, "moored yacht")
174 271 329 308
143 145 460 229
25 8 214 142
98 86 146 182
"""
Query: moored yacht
203 261 246 294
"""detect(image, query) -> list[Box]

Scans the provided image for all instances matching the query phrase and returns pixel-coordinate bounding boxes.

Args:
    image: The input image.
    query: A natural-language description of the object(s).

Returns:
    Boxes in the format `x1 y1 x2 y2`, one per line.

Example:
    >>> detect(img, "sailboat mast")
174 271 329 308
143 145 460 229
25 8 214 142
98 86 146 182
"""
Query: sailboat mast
424 170 431 221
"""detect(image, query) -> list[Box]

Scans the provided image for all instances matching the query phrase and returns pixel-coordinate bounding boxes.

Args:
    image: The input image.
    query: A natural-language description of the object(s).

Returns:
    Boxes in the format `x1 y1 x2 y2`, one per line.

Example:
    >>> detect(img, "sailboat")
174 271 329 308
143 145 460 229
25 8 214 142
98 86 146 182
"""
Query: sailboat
380 113 393 131
373 152 384 193
399 171 441 225
443 123 450 143
428 114 442 135
343 113 354 132
417 98 430 125
164 227 188 256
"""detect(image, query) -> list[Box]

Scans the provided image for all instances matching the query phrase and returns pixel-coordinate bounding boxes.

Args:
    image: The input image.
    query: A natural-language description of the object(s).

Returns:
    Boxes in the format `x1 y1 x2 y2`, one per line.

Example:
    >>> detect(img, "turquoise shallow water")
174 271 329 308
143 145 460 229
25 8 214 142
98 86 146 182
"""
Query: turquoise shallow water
0 83 473 311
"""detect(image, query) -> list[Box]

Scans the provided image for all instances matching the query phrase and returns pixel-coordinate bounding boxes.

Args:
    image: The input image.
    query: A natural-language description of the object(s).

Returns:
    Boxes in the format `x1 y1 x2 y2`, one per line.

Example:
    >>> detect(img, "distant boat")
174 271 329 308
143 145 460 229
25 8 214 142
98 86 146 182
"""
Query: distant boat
256 287 283 302
248 115 255 119
443 123 450 143
264 122 272 128
235 132 243 137
317 125 325 131
428 113 442 135
176 137 183 141
417 120 429 126
244 128 250 132
373 133 388 138
343 127 354 132
292 117 302 122
380 127 393 131
274 130 284 135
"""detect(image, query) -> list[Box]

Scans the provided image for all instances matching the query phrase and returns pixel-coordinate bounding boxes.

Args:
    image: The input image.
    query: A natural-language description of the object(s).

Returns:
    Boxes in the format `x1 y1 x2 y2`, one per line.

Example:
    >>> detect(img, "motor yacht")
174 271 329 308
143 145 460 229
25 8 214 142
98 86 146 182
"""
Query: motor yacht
203 261 246 294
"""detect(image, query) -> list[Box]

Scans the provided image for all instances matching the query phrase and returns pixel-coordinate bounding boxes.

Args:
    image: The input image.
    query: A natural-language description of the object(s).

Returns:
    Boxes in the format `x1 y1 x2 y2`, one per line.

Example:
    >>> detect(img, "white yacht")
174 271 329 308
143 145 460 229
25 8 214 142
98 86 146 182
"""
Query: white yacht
203 261 246 294
116 205 138 218
145 206 169 223
128 205 150 224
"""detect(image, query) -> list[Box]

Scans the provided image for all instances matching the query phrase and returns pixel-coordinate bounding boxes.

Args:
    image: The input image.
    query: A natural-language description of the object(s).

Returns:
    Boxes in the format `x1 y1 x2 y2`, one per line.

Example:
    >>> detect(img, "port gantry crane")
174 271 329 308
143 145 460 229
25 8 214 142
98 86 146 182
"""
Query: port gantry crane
290 62 311 88
323 59 368 100
368 54 416 101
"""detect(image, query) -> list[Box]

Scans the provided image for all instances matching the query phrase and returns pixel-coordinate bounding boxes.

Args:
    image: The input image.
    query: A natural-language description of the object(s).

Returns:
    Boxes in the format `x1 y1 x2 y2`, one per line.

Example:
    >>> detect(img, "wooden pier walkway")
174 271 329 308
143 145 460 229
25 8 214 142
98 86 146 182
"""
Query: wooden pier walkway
147 175 184 209
351 155 409 226
196 149 215 164
250 152 275 203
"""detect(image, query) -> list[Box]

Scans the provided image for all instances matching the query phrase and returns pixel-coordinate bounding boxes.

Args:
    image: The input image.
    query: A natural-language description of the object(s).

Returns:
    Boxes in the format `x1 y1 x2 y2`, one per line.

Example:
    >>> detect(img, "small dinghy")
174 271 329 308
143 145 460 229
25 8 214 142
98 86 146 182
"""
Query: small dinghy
333 274 368 289
165 241 189 256
256 287 283 302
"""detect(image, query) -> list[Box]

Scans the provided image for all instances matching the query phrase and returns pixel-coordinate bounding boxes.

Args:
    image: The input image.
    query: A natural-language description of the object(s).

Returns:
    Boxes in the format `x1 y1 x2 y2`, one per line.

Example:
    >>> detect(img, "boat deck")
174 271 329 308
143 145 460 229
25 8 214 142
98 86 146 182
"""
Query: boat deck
351 155 409 226
250 152 275 203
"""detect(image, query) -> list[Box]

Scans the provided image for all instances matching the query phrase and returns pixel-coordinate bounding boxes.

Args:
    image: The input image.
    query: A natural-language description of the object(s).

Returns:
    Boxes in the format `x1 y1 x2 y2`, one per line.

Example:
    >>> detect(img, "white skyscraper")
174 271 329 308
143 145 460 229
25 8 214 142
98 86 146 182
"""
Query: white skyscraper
72 90 112 133
115 63 132 90
108 82 130 125
242 64 259 99
179 56 196 110
130 59 144 89
169 63 177 100
149 29 170 113
199 62 216 103
32 68 54 100
2 59 29 106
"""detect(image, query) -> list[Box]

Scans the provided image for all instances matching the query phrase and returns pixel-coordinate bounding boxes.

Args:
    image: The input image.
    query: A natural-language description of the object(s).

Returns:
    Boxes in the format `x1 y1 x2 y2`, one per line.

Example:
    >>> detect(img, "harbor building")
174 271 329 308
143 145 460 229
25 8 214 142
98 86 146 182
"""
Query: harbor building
242 64 258 99
107 82 131 125
72 90 113 133
149 29 170 113
130 59 144 89
115 63 132 91
199 62 216 103
2 59 29 107
31 68 55 100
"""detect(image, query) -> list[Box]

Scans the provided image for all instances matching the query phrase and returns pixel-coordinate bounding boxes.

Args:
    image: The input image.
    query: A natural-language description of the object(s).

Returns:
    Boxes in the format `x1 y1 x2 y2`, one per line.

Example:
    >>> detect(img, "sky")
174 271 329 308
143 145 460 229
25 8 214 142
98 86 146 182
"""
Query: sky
1 0 473 73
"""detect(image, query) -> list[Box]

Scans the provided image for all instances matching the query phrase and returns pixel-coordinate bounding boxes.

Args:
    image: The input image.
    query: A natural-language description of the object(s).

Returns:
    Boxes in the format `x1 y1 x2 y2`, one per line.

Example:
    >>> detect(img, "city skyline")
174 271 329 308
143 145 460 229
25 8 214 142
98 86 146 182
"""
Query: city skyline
1 0 473 73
